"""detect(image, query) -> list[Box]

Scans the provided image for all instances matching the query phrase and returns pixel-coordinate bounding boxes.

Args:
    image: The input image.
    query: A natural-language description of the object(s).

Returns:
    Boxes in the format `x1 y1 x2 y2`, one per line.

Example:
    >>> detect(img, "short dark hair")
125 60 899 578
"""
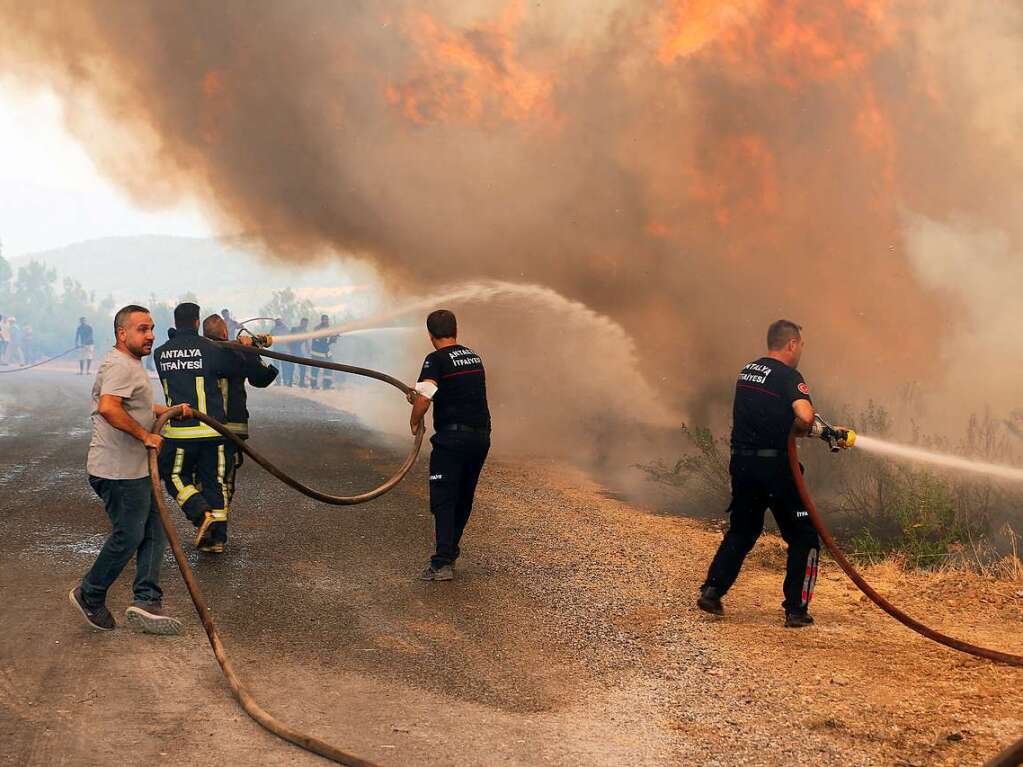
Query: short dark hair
174 302 201 329
202 313 227 339
767 319 802 350
427 309 457 339
114 304 150 335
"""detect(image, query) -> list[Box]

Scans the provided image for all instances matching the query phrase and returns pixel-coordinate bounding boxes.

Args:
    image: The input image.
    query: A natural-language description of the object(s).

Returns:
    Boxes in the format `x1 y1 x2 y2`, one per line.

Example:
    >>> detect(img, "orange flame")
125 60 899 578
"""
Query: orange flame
660 0 893 84
386 2 555 126
657 1 901 224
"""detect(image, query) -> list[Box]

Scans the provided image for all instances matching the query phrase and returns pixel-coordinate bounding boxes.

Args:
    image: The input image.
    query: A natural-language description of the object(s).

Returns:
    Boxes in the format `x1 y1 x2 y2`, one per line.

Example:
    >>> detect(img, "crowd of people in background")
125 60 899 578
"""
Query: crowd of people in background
161 308 342 393
0 302 342 388
0 313 37 367
276 314 339 390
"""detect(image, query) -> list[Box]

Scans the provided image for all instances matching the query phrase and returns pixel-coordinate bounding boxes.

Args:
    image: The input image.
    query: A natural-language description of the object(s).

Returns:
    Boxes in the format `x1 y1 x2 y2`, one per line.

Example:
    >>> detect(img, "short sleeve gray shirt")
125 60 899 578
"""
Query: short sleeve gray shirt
87 348 155 480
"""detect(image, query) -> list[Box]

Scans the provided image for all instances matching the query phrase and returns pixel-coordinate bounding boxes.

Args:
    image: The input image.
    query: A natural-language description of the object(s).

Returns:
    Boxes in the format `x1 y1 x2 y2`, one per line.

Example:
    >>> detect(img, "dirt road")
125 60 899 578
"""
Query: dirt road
1 370 1021 766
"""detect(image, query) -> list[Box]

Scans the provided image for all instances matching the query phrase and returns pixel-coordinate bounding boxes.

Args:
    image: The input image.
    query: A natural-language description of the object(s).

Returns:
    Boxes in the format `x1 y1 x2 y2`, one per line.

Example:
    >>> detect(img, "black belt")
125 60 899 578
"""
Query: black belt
438 423 491 435
731 448 782 457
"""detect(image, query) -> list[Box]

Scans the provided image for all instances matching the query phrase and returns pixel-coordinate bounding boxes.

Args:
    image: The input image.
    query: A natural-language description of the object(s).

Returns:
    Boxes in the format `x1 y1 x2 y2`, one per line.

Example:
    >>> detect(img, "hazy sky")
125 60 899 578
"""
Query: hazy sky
0 82 212 259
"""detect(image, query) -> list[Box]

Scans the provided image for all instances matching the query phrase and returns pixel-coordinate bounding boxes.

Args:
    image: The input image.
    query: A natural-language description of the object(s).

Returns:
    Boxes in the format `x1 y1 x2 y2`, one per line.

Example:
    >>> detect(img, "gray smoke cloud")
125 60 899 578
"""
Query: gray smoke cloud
1 0 1021 425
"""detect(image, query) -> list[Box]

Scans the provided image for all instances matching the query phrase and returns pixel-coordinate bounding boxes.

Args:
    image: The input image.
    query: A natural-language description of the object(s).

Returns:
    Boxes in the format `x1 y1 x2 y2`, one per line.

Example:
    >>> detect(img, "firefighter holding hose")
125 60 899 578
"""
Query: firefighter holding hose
309 313 339 391
408 309 491 582
698 320 852 628
154 303 253 553
202 312 278 506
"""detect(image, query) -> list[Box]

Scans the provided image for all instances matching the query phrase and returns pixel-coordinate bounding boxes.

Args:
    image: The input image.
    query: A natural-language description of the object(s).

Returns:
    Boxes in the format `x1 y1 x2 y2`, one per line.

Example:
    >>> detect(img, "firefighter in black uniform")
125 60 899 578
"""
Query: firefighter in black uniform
698 320 850 628
408 309 491 581
154 303 252 553
202 313 278 505
309 314 339 391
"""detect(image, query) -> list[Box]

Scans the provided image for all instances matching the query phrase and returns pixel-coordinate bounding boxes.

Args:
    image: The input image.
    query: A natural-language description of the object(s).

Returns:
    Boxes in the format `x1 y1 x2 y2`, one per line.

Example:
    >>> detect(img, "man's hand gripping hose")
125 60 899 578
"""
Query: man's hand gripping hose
147 348 425 766
789 419 1023 766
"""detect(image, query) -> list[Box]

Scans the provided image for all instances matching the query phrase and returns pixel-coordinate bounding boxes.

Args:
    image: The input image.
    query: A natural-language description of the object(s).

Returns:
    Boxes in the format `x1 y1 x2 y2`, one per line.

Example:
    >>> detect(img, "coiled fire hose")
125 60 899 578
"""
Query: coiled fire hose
0 345 81 374
787 434 1023 767
148 348 424 766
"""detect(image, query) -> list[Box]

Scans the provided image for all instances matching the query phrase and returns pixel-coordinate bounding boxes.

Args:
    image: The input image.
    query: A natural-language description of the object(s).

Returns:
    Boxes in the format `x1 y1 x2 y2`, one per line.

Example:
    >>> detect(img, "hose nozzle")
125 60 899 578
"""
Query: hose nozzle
812 414 855 452
235 328 273 348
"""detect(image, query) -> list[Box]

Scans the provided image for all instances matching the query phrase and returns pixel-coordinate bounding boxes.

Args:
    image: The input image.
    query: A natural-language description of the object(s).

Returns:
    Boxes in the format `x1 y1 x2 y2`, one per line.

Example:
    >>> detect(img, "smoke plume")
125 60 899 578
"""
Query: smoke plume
2 1 1022 422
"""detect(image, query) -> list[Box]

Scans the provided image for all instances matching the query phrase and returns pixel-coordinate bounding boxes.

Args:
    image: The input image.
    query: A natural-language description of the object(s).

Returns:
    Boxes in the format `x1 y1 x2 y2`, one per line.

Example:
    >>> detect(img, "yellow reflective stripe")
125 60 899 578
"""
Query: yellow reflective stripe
195 376 207 414
226 422 249 435
176 485 199 505
170 448 185 493
161 423 221 439
219 378 229 411
162 379 171 405
170 447 200 505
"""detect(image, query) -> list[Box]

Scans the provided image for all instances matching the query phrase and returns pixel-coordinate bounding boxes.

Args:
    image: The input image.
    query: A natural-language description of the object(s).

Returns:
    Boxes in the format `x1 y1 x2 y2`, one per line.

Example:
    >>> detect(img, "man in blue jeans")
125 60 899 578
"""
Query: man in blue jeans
69 304 191 634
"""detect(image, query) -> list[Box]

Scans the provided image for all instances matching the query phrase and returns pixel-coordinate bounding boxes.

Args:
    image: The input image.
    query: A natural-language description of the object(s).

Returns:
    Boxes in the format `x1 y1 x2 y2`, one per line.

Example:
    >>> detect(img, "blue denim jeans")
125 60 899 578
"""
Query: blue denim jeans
80 476 166 608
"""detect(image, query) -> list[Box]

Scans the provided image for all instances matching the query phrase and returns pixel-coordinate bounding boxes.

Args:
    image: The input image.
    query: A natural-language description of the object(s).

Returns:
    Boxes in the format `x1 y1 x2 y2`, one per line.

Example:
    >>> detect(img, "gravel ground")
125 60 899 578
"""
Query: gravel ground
1 368 1021 766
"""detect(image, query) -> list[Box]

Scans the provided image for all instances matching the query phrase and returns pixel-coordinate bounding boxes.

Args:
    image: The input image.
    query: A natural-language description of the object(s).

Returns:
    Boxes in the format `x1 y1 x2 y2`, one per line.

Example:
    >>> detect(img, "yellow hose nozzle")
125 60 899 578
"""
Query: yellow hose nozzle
841 429 857 448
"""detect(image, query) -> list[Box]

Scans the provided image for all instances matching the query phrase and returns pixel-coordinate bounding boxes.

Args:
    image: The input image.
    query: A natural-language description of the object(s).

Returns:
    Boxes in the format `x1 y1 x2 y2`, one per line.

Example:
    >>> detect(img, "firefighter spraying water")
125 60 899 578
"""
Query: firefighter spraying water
698 320 855 628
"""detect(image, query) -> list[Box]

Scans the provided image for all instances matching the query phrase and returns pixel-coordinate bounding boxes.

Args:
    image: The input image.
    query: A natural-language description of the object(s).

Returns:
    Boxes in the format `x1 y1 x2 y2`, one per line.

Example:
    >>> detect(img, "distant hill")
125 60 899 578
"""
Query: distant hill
10 235 377 318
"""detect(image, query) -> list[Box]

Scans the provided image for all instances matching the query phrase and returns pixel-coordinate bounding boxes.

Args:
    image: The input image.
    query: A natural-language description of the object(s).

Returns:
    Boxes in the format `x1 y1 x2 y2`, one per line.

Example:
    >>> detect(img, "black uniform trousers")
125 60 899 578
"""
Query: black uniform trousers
157 439 235 528
429 429 490 568
702 454 820 614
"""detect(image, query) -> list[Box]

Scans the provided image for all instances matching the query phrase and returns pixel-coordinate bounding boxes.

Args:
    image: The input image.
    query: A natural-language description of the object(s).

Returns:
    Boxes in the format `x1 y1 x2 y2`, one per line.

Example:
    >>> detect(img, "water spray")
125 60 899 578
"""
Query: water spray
855 434 1023 483
791 420 1023 667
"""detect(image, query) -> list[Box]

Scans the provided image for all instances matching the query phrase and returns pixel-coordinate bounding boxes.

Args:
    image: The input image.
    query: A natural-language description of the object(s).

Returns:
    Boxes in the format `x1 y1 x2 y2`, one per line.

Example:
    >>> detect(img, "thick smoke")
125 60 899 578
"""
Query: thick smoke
1 1 1021 425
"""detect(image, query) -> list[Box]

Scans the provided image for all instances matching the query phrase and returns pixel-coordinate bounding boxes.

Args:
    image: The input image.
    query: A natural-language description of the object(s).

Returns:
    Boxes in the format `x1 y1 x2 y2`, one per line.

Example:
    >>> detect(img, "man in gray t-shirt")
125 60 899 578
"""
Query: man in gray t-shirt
69 305 191 634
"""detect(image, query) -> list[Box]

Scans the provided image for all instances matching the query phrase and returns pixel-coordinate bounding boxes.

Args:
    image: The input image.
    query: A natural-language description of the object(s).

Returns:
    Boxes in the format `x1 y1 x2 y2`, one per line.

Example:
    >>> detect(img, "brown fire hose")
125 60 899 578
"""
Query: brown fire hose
148 355 425 766
787 434 1023 766
987 739 1023 767
215 339 414 394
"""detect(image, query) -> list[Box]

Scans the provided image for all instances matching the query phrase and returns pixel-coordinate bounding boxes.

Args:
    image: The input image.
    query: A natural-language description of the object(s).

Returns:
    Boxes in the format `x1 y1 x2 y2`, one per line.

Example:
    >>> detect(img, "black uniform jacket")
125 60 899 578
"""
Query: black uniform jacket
222 352 278 438
154 328 246 441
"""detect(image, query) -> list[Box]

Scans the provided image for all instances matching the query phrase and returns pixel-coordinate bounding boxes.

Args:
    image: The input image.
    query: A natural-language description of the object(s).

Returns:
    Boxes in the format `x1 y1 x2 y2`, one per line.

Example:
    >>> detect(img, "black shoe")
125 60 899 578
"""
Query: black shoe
125 602 183 635
418 564 454 581
68 587 116 630
784 612 815 628
697 587 724 616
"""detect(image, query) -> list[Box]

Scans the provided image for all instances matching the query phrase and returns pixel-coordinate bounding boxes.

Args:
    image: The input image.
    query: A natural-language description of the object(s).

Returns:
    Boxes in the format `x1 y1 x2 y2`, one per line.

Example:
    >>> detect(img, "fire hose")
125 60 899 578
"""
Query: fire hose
0 345 81 374
148 346 425 766
787 432 1023 766
139 337 1023 765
